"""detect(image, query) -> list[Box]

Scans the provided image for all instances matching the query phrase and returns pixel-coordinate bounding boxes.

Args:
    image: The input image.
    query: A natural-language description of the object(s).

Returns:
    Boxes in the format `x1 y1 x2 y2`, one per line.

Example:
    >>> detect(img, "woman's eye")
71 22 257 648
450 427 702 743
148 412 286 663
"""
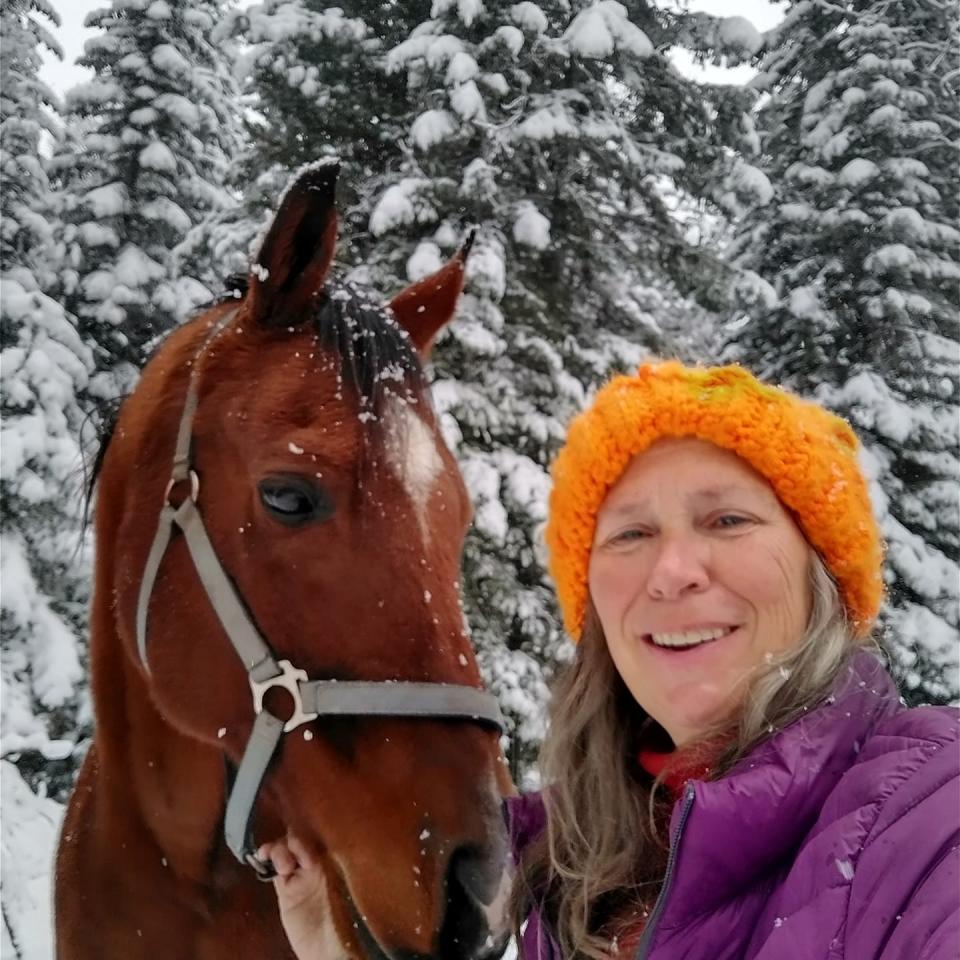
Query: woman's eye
714 514 749 529
258 478 333 527
610 528 649 545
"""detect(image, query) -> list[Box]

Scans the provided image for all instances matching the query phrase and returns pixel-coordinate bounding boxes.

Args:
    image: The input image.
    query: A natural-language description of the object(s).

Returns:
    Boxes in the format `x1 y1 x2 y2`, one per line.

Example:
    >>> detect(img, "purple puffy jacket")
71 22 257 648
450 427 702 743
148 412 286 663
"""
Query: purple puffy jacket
505 651 960 959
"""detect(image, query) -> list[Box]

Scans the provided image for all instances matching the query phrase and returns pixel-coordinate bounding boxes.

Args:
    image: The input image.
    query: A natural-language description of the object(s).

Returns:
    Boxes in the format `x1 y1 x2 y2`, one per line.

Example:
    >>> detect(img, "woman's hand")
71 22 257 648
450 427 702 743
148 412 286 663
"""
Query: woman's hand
258 833 335 960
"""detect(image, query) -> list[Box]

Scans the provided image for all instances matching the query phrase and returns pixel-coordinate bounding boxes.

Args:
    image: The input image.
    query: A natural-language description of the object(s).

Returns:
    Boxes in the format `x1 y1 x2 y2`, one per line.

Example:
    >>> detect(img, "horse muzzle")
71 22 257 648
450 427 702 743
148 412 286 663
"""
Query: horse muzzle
345 842 513 960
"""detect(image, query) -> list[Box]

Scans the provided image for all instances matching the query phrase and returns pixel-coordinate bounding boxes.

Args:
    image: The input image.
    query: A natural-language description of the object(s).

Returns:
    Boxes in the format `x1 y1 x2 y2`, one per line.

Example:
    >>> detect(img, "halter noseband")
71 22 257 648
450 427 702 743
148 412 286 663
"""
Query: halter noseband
135 321 503 879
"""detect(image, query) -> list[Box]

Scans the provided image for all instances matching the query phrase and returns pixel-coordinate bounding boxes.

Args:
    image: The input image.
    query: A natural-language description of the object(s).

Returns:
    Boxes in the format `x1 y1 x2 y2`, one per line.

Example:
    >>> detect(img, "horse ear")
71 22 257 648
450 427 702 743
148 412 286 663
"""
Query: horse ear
247 160 340 326
389 231 474 357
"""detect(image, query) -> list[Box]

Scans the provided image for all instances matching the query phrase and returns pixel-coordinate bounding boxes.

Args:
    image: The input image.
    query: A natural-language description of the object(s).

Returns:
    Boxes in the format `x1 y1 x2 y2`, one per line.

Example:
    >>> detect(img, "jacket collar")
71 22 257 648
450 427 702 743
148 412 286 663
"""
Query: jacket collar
661 650 901 922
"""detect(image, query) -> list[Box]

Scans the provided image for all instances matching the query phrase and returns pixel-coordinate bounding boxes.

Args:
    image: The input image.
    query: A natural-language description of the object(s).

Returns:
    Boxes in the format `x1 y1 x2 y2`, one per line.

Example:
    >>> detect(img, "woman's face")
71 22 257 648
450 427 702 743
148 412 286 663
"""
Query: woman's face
588 437 813 748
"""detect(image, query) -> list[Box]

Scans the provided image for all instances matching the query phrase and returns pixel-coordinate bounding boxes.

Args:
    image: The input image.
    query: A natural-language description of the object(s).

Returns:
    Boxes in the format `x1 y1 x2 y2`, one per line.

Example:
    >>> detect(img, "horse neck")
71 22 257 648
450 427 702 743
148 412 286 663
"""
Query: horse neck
86 319 232 883
87 542 230 885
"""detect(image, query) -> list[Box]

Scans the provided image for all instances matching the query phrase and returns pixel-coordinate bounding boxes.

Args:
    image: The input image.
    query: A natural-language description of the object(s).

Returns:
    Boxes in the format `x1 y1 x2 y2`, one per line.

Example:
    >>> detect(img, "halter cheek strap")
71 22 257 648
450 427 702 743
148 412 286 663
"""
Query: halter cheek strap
135 349 503 879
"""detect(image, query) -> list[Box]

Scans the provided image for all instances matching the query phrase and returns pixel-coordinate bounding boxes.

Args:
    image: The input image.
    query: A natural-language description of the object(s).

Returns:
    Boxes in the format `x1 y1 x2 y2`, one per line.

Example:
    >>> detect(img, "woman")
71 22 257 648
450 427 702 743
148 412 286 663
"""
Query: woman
267 361 959 960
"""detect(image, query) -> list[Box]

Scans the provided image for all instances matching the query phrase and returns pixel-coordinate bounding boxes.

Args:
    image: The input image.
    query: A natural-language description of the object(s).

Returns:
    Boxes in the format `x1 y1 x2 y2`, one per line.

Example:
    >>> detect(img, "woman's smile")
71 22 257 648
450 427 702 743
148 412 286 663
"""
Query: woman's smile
643 623 740 649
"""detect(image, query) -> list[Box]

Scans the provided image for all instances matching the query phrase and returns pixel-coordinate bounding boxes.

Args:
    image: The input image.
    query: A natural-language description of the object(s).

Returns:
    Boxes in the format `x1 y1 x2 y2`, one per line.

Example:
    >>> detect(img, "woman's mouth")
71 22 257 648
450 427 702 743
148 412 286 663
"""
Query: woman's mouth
643 625 740 651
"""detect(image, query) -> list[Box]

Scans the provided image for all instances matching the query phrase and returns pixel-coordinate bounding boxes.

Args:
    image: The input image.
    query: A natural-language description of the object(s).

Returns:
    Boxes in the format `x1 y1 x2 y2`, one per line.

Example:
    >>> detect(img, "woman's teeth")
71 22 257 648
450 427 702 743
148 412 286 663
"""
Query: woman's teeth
648 626 737 649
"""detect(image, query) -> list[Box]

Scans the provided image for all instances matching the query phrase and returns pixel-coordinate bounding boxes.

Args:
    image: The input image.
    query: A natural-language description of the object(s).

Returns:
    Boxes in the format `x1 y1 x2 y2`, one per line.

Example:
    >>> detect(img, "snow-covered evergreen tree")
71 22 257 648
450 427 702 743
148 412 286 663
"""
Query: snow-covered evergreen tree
49 0 243 406
725 0 960 703
1 0 93 806
206 0 431 274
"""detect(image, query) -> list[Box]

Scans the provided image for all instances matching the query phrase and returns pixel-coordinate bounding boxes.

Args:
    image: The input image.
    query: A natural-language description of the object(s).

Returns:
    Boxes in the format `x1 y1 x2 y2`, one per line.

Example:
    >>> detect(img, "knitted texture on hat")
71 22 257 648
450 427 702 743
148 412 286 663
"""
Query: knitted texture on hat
546 361 885 641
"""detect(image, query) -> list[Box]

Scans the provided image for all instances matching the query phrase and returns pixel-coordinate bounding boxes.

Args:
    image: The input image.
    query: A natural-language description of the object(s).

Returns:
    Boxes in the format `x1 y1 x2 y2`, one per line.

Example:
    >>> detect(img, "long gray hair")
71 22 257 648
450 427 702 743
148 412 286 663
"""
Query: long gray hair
510 551 875 960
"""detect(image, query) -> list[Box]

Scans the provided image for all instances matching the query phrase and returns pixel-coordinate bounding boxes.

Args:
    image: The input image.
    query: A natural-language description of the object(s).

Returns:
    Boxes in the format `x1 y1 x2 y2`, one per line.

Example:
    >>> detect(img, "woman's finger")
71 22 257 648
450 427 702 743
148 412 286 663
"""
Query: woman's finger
258 839 299 879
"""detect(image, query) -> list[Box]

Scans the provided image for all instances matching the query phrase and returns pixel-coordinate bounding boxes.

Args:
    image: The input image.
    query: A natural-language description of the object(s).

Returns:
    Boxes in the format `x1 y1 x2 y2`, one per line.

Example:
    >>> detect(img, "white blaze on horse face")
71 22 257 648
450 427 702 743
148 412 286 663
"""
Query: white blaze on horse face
384 399 444 542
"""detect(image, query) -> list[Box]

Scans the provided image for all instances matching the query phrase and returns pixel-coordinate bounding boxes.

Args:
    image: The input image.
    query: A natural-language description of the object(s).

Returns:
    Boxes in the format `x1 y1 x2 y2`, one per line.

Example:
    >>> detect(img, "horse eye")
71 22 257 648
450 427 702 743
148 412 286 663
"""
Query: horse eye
258 478 333 527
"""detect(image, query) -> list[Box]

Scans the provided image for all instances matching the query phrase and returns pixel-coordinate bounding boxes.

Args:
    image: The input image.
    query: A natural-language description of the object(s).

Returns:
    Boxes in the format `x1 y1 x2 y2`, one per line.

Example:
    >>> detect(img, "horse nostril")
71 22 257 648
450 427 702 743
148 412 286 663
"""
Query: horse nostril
452 846 501 907
439 845 509 960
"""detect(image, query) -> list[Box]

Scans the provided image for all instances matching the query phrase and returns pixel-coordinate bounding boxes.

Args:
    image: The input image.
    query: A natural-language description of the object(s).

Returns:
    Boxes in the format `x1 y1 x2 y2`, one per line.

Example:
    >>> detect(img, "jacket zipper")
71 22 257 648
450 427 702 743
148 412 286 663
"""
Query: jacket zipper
634 784 696 960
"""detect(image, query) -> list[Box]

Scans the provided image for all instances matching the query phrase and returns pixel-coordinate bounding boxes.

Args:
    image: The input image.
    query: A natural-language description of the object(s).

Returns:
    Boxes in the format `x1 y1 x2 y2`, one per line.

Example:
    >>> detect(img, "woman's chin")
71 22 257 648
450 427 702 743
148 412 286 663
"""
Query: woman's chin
650 685 741 747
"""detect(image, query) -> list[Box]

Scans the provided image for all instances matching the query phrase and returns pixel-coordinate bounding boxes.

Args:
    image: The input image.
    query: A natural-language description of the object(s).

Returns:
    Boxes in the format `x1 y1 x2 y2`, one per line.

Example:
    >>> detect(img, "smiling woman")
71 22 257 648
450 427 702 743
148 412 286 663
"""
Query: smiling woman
501 361 959 960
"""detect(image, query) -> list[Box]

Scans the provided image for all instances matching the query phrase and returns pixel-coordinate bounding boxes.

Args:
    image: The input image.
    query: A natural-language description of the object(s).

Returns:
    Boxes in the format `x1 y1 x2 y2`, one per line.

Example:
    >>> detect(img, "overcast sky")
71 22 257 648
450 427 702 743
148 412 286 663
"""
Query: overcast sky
39 0 786 97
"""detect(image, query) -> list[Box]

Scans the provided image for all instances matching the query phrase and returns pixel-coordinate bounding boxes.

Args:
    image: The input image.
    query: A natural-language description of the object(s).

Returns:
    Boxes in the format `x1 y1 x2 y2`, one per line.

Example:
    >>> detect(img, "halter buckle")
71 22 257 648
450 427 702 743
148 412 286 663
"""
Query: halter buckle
250 660 318 734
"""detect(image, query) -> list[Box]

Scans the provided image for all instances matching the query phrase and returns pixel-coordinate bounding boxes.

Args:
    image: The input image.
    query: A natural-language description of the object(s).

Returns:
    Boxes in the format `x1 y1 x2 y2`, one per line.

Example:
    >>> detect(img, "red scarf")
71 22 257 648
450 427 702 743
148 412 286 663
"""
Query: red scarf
636 742 718 793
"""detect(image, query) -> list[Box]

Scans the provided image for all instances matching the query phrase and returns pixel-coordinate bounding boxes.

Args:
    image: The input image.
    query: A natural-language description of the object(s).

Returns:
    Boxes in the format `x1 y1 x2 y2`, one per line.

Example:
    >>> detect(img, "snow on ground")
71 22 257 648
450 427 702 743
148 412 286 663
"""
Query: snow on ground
1 763 63 960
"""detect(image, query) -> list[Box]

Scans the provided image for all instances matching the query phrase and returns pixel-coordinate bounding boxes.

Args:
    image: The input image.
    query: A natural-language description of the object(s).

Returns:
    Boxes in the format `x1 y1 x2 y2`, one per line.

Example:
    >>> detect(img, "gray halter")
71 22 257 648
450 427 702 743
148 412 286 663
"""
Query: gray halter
135 321 503 879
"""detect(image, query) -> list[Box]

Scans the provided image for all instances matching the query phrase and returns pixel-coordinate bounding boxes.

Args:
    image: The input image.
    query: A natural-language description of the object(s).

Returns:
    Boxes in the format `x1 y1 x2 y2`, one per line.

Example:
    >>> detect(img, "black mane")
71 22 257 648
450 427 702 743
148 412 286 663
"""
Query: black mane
211 272 425 414
313 279 426 416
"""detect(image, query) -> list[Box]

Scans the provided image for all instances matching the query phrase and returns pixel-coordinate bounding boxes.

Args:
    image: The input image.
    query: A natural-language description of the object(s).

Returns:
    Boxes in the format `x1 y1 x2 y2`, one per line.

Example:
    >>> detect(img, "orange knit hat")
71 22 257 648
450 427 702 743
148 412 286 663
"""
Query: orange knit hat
545 361 885 641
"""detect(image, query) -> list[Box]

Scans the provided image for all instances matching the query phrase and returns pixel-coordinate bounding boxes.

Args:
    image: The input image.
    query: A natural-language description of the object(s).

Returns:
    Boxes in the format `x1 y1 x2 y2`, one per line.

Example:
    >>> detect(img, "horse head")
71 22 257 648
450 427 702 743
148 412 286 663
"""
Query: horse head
94 161 511 960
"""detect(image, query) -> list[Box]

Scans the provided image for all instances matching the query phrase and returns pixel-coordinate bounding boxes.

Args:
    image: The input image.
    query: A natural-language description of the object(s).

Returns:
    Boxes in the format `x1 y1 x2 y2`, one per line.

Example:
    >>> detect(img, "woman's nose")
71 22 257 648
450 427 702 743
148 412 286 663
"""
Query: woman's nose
645 536 710 600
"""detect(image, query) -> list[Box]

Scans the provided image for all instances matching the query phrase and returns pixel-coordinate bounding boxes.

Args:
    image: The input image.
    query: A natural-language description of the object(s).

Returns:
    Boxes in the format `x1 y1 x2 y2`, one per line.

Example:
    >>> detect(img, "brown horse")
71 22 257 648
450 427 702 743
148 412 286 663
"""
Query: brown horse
55 162 513 960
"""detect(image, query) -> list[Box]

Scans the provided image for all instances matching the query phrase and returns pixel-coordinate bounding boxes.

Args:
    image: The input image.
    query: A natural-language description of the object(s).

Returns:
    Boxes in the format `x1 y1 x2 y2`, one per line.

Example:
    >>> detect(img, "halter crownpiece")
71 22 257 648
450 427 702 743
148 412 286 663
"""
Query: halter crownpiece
136 321 503 878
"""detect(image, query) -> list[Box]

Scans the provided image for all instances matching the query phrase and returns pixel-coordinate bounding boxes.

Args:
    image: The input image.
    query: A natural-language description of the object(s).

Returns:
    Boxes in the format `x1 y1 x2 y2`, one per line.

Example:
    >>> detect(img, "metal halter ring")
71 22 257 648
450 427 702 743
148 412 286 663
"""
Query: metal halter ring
250 660 319 733
164 469 200 506
245 851 278 882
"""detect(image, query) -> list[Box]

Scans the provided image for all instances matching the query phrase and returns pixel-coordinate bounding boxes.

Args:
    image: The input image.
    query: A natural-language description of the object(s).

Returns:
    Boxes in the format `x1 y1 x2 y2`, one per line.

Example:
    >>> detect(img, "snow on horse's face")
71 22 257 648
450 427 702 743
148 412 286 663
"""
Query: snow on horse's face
72 163 511 960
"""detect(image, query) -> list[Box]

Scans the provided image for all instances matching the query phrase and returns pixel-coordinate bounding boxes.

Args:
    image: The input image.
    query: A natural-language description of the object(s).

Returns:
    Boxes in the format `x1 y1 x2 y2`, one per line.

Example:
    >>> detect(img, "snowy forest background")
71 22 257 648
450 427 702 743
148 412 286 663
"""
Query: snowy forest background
2 0 958 955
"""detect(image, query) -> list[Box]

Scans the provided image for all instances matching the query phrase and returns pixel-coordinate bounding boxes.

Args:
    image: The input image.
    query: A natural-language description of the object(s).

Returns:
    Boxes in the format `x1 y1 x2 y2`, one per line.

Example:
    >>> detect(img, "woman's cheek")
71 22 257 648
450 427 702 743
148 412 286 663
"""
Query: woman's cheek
592 553 647 623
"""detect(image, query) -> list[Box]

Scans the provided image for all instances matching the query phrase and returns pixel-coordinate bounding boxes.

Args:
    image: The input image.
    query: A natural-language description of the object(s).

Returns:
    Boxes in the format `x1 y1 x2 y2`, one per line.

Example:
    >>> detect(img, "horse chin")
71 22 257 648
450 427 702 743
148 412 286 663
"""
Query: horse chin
348 906 511 960
345 897 398 960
